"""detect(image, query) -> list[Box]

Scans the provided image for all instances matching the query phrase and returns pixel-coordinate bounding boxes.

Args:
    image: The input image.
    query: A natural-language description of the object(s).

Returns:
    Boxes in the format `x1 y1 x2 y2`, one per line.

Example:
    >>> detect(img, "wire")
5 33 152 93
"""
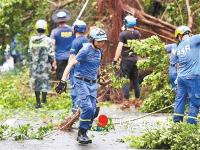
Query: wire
114 104 173 124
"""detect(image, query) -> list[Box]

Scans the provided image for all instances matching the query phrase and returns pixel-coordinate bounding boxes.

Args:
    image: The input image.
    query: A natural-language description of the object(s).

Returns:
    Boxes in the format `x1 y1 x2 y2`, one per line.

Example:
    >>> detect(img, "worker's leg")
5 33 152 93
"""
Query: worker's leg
56 60 68 80
173 77 187 122
69 75 78 113
34 79 42 108
75 79 93 144
120 60 131 99
89 82 99 127
35 91 42 108
187 77 200 124
169 66 177 92
188 103 199 124
130 64 140 99
42 92 47 103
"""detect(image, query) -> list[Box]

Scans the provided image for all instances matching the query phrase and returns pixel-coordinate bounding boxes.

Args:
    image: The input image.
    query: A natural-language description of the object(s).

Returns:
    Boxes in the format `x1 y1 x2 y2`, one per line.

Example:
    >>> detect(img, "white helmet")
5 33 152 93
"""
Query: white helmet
35 19 47 30
89 27 107 41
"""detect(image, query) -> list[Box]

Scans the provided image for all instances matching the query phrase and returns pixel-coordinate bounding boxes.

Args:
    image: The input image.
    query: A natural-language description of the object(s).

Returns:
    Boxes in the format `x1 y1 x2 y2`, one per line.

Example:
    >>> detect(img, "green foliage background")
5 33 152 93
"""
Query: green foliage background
0 0 97 64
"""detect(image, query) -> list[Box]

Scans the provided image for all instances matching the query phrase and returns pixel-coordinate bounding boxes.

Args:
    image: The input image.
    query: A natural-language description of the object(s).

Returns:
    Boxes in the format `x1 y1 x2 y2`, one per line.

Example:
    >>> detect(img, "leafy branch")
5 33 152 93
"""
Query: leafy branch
128 36 174 112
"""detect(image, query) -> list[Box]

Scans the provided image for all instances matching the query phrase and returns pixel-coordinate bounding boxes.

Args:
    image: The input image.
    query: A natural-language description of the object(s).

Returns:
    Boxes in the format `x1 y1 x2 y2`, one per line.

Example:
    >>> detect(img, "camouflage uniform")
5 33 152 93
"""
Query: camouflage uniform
29 35 53 92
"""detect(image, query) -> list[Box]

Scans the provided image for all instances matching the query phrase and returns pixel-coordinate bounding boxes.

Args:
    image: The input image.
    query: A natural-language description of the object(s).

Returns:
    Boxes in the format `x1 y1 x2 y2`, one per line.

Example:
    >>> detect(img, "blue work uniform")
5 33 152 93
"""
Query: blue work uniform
173 34 200 124
50 25 75 79
165 43 177 91
69 35 89 113
74 43 102 130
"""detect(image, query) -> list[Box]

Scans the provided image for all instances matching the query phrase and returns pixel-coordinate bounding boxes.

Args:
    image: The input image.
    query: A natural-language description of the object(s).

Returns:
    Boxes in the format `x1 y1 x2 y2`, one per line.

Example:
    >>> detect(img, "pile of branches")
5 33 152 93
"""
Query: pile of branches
97 64 151 104
97 65 124 104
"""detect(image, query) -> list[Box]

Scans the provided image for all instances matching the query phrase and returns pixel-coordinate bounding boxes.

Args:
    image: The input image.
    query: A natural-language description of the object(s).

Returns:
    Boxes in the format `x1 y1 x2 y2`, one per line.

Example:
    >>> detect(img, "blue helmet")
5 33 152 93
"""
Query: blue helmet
73 20 87 33
124 15 137 28
89 27 107 41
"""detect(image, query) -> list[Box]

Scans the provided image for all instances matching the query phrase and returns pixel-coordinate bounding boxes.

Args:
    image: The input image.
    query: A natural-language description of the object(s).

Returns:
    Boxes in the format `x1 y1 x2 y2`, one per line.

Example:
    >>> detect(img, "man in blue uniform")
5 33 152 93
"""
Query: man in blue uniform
165 43 177 91
51 9 75 80
173 25 200 124
69 20 88 113
55 27 107 144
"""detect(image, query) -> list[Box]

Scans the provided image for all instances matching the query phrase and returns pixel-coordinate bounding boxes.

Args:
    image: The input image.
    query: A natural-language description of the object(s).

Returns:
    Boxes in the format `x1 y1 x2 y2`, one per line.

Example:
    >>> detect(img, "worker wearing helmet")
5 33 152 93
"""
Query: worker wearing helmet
57 20 89 113
50 9 75 80
55 27 107 144
29 19 55 108
113 15 141 107
173 25 200 124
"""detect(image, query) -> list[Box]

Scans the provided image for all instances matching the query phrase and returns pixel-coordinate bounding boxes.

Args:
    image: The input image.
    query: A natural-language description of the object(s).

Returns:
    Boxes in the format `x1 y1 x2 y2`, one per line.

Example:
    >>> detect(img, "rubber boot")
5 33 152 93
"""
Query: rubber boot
35 91 42 108
42 92 47 103
77 128 92 144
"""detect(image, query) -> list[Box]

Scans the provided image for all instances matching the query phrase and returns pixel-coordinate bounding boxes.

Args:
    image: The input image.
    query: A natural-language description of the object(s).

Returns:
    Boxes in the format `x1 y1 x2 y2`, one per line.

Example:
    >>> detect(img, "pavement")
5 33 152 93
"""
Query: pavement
0 104 171 150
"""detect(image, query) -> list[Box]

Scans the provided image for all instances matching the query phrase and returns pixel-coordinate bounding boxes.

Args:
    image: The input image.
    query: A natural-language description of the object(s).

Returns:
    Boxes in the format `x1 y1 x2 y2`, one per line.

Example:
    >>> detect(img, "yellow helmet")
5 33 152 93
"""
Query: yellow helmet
35 19 47 30
175 25 191 38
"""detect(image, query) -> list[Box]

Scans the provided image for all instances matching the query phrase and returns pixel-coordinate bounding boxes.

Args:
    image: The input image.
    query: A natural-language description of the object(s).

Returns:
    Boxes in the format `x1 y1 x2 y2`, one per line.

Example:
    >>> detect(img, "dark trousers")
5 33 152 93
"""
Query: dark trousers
56 60 68 80
120 60 140 99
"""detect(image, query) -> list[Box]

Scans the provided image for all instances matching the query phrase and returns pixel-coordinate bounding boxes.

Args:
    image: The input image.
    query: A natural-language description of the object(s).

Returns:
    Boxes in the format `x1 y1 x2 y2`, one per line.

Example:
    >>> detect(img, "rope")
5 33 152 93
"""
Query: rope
114 104 173 124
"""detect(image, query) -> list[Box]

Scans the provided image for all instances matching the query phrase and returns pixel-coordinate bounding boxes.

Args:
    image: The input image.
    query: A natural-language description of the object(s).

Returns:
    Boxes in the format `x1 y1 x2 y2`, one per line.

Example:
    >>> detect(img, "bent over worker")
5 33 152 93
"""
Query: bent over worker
55 27 107 144
173 25 200 124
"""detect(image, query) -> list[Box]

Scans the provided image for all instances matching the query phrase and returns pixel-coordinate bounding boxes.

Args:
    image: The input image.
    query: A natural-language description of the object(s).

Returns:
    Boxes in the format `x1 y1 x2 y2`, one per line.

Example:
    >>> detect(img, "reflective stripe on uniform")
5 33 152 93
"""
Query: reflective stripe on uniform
188 116 198 120
174 113 184 117
80 118 91 122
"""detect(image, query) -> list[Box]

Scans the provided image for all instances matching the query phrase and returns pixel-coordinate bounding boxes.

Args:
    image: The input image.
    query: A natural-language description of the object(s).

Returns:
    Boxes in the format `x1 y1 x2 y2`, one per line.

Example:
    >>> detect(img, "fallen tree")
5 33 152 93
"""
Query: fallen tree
97 0 177 63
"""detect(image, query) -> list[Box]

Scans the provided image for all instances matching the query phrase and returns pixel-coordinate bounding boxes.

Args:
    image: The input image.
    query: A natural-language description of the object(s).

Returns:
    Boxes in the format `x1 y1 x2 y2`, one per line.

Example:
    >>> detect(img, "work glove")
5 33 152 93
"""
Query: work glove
55 80 67 94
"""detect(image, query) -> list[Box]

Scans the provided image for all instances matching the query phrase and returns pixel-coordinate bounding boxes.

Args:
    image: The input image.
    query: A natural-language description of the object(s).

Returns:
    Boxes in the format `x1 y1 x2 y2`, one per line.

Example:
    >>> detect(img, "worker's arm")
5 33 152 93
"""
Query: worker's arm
28 37 33 62
113 42 123 62
55 57 78 94
61 56 78 81
50 39 57 70
68 54 76 63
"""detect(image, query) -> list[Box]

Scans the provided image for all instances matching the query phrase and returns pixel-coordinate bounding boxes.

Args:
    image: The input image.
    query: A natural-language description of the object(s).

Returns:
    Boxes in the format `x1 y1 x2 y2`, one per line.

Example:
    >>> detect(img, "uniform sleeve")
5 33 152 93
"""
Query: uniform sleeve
135 30 141 39
119 32 126 43
28 37 34 61
75 47 88 62
165 43 176 53
174 48 179 64
50 29 56 39
70 39 79 55
28 37 33 54
48 38 55 60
